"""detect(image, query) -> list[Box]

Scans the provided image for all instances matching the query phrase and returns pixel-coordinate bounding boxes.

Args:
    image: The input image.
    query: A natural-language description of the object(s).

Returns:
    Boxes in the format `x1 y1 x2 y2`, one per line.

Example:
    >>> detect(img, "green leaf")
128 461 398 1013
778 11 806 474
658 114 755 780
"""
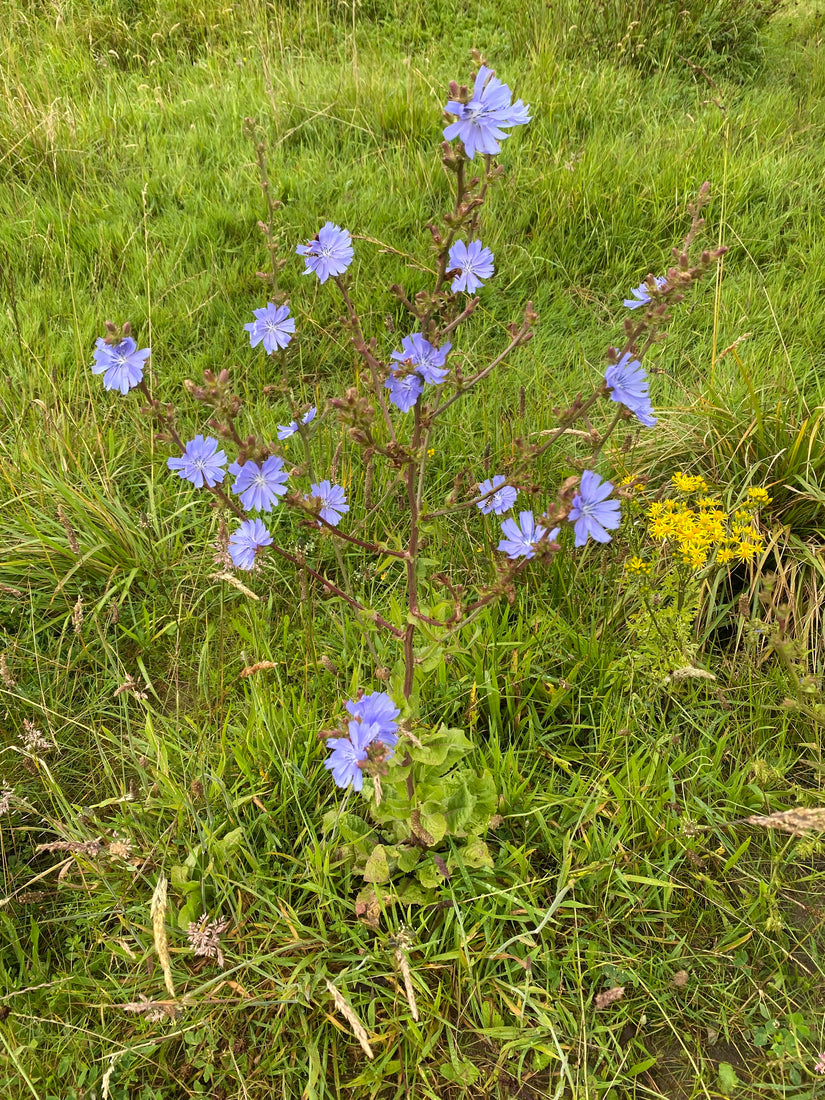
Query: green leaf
417 811 447 846
363 843 391 884
393 879 431 907
416 861 442 889
626 1056 657 1076
177 897 200 931
462 836 494 869
213 826 244 860
170 864 190 888
410 725 473 769
717 1062 740 1094
396 846 422 873
439 1059 480 1086
322 810 374 844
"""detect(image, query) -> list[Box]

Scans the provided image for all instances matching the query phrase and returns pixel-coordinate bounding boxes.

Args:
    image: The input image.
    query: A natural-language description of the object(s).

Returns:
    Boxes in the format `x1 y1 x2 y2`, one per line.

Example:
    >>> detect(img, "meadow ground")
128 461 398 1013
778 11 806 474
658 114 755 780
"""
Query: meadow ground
1 1 825 1096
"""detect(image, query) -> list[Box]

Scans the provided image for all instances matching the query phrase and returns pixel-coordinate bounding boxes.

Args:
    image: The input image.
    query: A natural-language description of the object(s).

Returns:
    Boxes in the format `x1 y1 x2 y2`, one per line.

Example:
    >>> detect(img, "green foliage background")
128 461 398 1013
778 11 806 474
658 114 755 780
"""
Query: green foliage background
1 0 825 1096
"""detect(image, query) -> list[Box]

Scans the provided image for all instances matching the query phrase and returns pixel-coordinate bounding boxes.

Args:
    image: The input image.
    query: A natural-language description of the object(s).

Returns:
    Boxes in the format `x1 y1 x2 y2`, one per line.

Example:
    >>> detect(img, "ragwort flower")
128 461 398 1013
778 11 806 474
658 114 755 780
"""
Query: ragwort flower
448 240 495 293
228 518 273 570
477 475 517 515
296 222 353 283
568 470 621 547
443 65 531 160
604 353 657 427
229 455 288 512
91 337 150 394
244 302 296 353
167 436 227 488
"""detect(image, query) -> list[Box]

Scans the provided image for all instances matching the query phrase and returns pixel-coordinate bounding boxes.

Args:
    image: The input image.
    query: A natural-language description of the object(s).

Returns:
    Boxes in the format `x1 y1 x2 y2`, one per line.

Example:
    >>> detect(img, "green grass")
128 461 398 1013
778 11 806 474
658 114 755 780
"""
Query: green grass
2 0 825 1096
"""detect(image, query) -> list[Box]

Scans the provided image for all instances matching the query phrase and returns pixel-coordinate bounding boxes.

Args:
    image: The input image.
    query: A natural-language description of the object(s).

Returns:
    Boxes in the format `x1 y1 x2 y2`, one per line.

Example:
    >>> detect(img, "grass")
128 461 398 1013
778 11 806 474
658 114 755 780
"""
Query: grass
2 0 825 1096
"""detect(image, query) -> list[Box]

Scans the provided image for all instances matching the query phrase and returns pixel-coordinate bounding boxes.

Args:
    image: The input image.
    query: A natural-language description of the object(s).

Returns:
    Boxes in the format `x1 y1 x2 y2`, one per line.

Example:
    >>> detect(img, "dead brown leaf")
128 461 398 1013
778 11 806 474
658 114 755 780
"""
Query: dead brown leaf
594 986 625 1011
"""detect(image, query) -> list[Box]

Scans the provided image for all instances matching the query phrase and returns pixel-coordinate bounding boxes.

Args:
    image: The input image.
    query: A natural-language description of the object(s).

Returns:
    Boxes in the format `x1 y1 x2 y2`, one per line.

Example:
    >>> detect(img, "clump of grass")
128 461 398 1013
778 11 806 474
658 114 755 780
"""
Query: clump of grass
533 0 781 78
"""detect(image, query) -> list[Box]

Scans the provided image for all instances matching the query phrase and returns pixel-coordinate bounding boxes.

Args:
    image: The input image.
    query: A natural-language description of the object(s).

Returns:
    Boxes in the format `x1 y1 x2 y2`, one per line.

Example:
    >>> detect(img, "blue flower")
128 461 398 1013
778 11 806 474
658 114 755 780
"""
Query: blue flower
308 480 349 526
244 303 296 353
91 337 150 394
604 354 657 427
443 65 531 160
324 721 378 792
345 691 399 749
229 455 288 512
296 222 354 283
167 436 227 488
384 370 423 413
568 470 621 547
477 475 518 515
228 518 273 570
391 334 451 385
624 276 667 309
277 407 317 441
498 510 547 560
448 240 495 294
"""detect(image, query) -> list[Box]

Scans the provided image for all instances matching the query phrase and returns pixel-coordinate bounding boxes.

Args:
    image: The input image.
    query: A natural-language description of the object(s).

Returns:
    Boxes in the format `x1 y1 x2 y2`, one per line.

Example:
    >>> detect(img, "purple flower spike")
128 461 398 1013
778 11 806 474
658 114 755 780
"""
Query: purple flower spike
167 436 227 488
345 691 399 748
604 353 656 427
477 475 517 515
497 510 547 560
229 455 288 512
277 406 317 441
623 276 667 309
568 470 621 547
385 369 423 413
390 334 451 385
308 480 349 527
244 302 296 353
448 240 495 294
296 222 354 283
443 65 531 160
228 518 273 570
91 337 150 395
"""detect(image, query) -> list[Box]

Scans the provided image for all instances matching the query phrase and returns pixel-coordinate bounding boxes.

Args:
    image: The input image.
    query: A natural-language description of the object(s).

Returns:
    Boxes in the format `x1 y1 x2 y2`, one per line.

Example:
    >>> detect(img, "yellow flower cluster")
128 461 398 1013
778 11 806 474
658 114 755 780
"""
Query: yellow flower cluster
626 556 651 574
671 472 708 493
644 472 769 570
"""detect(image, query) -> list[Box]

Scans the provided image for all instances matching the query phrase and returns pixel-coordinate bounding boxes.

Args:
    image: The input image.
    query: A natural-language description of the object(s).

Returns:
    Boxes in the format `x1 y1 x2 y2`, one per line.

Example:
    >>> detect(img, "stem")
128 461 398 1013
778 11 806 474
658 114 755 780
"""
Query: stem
588 407 624 465
640 592 671 645
248 122 282 295
529 388 605 464
334 277 396 441
403 404 423 699
443 558 533 636
431 325 530 421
